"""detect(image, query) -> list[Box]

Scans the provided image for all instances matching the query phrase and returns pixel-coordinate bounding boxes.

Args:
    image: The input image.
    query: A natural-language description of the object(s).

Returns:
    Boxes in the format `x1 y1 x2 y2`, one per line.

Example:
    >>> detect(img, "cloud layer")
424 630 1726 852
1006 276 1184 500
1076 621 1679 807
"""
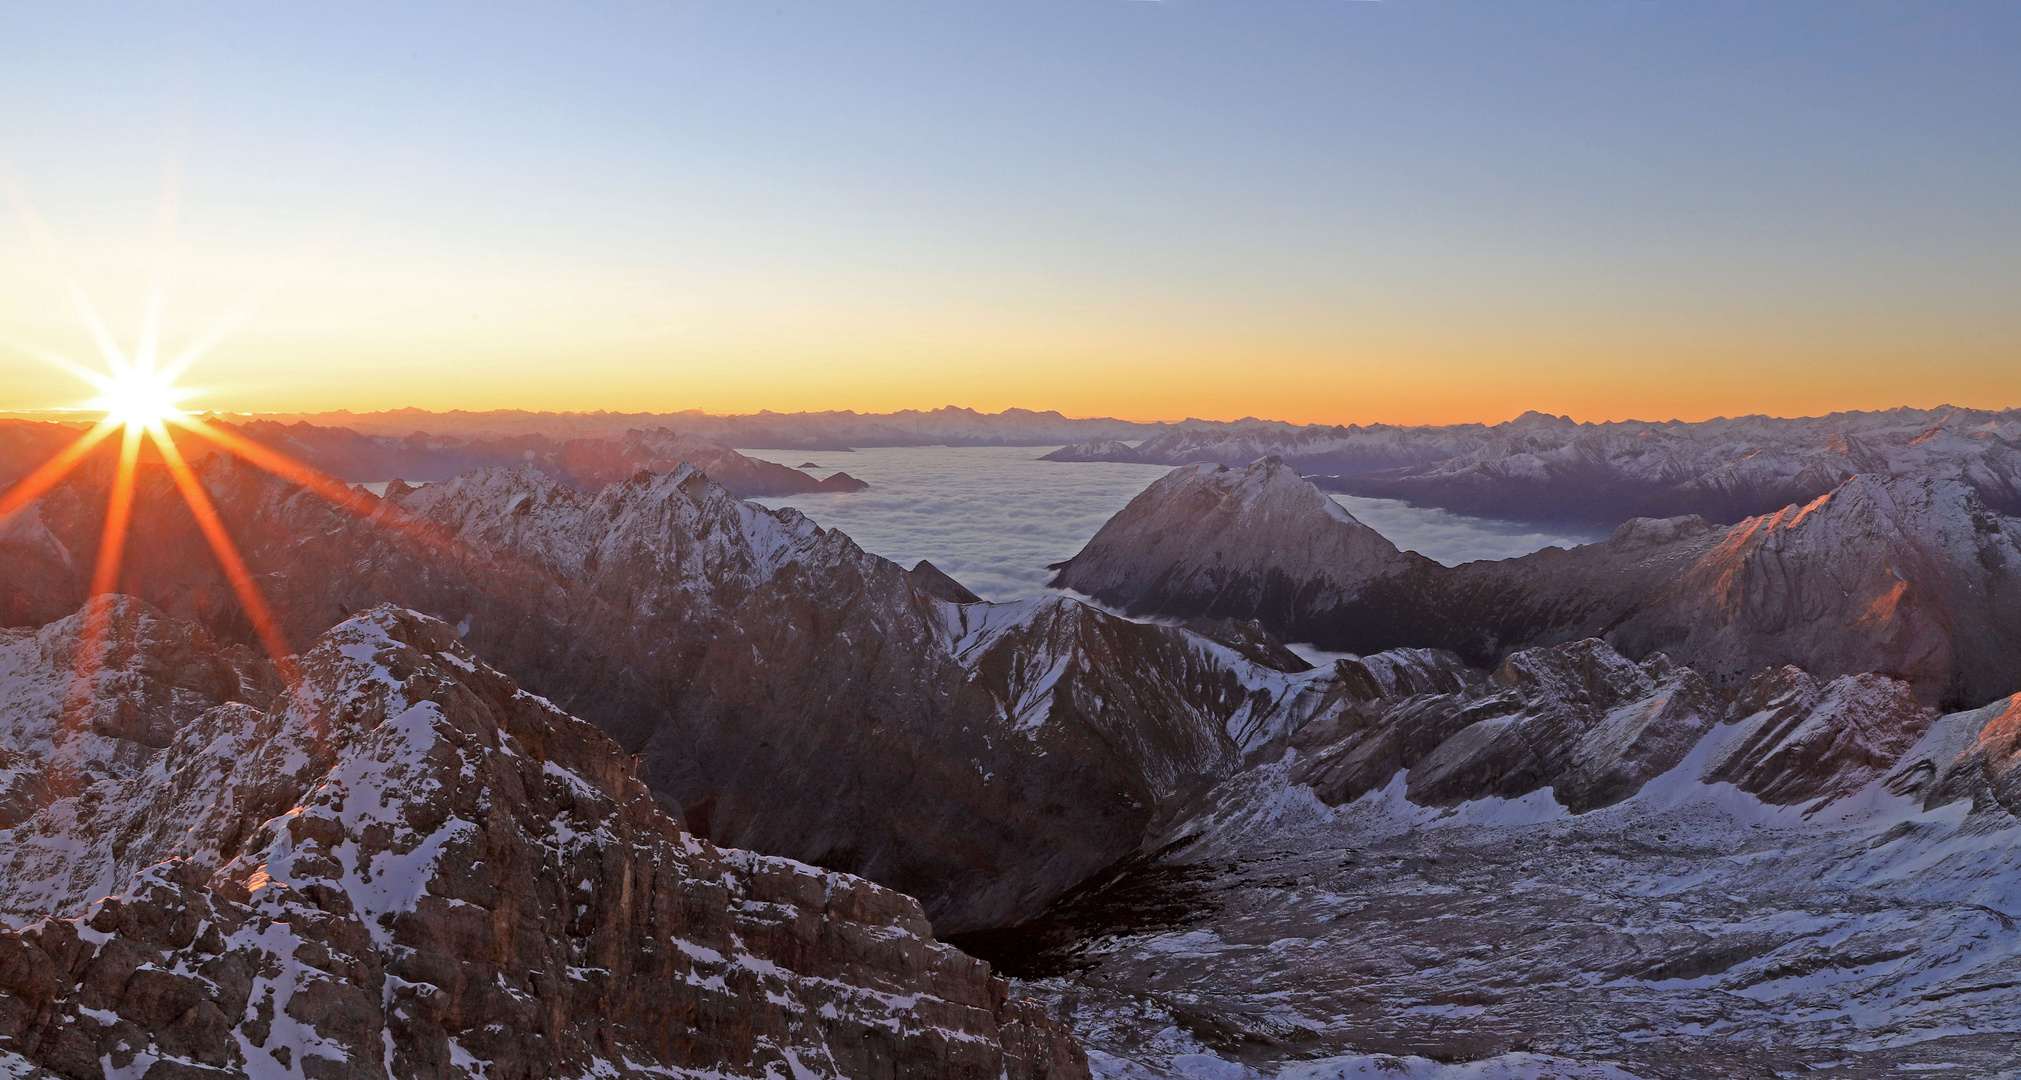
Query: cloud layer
746 447 1595 602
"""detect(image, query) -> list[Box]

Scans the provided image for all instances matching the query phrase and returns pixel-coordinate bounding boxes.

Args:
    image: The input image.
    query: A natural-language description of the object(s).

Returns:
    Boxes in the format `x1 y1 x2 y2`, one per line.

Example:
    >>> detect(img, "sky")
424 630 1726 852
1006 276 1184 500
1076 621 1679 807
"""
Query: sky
1 1 2016 426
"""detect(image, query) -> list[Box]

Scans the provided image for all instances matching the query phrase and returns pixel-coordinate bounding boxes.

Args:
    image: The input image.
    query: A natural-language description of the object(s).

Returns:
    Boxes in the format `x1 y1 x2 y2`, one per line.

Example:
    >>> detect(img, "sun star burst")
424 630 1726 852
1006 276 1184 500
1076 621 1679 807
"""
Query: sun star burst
0 176 378 689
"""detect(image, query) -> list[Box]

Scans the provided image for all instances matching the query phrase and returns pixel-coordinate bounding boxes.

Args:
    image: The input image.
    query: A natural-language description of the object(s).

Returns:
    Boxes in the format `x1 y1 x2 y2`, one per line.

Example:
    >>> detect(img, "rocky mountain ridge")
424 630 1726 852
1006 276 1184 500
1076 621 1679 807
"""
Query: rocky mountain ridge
1054 457 2021 710
0 454 1328 933
9 434 2021 1077
0 418 869 500
1043 406 2021 526
186 405 1178 449
0 599 1089 1080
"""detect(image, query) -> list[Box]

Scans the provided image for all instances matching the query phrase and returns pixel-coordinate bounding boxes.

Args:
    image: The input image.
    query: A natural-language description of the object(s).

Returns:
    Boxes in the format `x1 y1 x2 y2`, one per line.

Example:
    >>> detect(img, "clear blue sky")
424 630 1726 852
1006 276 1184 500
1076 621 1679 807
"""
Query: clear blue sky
2 1 2016 422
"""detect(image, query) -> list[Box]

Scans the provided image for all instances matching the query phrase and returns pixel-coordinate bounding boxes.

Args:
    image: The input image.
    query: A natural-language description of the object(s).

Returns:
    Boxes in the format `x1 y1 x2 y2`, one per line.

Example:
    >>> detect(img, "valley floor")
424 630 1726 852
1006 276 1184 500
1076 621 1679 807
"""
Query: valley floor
985 718 2021 1080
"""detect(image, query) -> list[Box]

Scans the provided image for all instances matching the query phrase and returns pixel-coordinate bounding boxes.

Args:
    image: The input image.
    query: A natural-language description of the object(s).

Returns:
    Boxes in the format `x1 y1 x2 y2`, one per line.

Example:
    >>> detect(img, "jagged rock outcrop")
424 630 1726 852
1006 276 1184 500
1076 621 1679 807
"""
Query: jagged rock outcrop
1703 667 1938 807
1285 649 1485 806
1283 639 1722 813
1056 459 2021 708
1403 642 1724 812
1894 692 2021 816
0 456 1321 933
0 600 1090 1079
1039 437 1148 463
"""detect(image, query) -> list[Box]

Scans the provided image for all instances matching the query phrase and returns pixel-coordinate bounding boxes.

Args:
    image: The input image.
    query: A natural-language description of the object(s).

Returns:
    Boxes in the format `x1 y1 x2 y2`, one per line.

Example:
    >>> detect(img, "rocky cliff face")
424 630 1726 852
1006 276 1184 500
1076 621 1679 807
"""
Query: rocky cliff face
965 633 2021 1080
0 457 1323 933
0 599 1090 1080
1704 666 1936 807
1055 458 2021 709
1604 475 2021 706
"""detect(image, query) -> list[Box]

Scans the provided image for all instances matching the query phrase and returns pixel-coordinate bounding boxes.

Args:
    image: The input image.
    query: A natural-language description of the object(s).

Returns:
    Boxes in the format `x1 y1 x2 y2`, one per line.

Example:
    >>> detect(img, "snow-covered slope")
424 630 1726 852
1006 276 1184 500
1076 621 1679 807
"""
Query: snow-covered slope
0 600 1090 1080
0 458 1333 933
975 659 2021 1079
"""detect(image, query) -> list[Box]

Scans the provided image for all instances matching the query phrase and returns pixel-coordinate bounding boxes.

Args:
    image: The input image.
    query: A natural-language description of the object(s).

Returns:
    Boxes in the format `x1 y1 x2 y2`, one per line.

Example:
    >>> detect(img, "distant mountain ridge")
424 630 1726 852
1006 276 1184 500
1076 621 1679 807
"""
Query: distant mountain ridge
192 405 1178 449
1053 457 2021 710
1047 406 2021 526
0 417 864 499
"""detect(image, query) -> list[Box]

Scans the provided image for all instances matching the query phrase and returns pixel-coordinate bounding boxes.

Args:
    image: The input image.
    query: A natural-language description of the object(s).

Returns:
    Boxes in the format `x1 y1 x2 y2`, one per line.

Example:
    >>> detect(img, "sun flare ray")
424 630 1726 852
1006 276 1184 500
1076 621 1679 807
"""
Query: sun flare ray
147 420 297 678
87 422 146 599
0 419 121 527
3 183 405 692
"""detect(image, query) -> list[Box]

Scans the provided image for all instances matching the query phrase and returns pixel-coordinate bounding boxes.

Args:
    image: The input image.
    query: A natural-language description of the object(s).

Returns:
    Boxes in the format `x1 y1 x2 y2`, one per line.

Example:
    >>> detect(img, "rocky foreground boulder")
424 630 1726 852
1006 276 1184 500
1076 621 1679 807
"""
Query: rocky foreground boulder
0 598 1089 1080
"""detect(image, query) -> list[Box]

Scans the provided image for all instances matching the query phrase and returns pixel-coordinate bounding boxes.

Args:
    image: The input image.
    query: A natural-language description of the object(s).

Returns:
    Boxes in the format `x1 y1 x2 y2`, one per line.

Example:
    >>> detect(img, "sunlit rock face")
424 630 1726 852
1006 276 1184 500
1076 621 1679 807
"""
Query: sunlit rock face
0 601 1090 1080
0 458 1332 933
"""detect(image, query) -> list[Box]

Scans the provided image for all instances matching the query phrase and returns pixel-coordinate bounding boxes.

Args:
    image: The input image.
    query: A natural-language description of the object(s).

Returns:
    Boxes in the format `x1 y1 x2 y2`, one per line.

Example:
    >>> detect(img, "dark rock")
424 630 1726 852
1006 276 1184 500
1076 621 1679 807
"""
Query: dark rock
0 603 1093 1080
909 559 984 604
1705 667 1937 806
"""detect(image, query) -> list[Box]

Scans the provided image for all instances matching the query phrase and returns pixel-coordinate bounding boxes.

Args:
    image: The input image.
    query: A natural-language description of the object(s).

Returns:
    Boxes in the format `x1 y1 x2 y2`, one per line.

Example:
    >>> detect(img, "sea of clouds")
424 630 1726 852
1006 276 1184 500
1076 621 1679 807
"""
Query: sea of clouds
743 446 1597 602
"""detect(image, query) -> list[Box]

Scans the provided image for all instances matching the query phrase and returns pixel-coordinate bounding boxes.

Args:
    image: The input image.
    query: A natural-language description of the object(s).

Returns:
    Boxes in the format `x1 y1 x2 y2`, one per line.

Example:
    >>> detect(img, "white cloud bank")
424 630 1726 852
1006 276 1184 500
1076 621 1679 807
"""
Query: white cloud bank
745 446 1597 602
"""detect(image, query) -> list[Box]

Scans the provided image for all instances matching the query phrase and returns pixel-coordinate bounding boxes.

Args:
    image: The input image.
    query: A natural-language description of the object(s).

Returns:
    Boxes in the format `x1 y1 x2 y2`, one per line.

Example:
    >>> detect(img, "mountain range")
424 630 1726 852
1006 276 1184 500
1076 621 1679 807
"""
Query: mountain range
1053 457 2021 711
0 418 865 500
4 413 2021 1078
1046 406 2021 526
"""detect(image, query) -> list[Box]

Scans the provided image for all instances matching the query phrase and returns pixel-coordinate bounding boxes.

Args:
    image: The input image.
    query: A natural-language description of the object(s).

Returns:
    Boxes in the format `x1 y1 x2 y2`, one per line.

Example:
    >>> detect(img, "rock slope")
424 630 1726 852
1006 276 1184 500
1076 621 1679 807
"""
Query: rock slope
0 456 1323 933
1056 458 2021 708
0 598 1089 1080
967 649 2021 1079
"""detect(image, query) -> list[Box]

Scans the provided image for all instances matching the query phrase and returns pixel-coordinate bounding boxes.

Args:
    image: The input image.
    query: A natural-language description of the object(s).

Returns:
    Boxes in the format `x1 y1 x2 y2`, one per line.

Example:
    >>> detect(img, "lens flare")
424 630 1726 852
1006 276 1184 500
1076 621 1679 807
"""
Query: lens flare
84 365 192 432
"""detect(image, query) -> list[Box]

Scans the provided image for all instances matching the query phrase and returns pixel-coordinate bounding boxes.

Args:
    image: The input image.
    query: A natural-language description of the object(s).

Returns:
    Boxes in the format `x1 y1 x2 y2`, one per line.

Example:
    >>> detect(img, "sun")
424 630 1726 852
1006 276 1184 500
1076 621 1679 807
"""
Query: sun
83 364 194 431
0 170 455 690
